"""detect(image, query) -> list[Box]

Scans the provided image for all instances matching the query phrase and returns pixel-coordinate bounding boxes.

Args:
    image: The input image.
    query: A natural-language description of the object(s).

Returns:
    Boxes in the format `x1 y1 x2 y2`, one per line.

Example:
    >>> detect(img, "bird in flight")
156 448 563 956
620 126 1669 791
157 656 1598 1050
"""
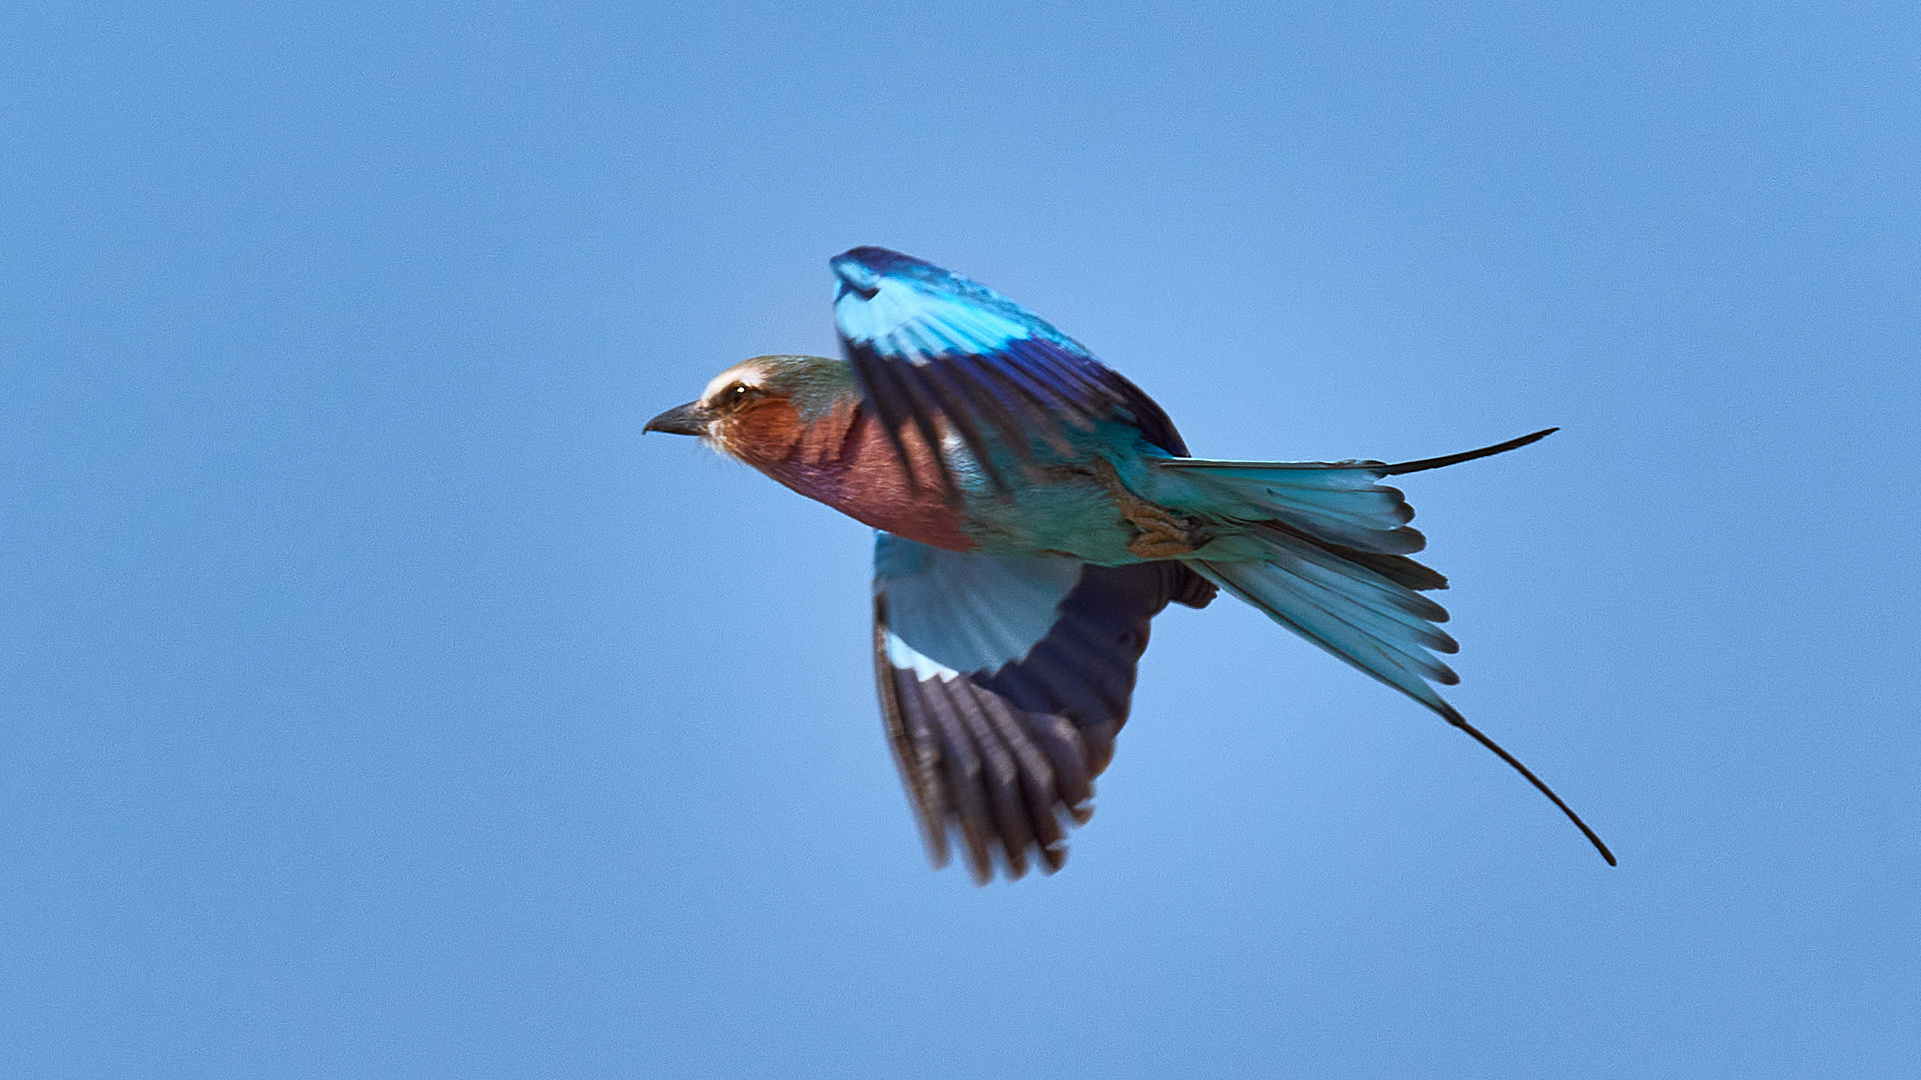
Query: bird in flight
647 246 1612 882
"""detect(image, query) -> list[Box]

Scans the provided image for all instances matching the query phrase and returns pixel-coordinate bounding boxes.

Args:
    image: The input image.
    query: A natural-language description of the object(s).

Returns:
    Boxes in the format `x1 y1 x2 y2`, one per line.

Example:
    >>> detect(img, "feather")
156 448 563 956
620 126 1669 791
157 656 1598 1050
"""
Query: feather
873 536 1201 881
834 247 1189 497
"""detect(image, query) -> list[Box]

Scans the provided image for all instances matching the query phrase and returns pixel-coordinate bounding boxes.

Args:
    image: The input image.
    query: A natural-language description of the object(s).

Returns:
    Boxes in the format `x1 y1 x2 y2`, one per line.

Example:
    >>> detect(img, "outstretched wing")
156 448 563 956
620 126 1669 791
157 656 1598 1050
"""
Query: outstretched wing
832 246 1187 495
872 533 1214 883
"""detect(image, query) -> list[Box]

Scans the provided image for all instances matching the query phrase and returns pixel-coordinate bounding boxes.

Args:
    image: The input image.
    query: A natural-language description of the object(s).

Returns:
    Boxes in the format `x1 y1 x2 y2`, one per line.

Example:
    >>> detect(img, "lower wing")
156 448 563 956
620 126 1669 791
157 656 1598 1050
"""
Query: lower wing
872 534 1213 883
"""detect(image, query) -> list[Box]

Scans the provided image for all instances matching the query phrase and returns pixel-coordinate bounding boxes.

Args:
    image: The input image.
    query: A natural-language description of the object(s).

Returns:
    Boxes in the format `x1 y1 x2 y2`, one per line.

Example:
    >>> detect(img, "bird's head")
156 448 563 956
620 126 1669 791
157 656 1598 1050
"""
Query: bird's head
644 354 856 463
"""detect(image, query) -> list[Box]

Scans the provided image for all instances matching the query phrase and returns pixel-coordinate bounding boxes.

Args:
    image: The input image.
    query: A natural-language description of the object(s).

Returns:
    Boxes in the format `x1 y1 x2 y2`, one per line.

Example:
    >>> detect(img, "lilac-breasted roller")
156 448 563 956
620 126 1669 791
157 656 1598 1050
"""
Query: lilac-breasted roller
646 246 1612 882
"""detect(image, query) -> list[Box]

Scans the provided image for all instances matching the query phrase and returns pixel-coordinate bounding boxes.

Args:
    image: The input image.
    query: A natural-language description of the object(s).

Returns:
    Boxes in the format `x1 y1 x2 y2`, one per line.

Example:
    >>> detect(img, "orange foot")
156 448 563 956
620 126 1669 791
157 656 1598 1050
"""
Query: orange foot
1086 459 1213 558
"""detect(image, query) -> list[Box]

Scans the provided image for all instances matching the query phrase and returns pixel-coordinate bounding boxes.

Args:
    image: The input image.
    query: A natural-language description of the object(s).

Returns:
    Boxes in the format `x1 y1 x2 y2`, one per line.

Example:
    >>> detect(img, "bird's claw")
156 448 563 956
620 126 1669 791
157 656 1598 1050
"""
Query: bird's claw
1125 512 1213 558
1086 459 1212 558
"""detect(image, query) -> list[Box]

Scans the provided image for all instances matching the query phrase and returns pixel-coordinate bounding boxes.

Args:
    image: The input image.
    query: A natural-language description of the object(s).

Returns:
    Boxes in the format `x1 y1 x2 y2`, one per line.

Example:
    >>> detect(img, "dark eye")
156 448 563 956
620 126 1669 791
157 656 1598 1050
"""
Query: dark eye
710 381 766 413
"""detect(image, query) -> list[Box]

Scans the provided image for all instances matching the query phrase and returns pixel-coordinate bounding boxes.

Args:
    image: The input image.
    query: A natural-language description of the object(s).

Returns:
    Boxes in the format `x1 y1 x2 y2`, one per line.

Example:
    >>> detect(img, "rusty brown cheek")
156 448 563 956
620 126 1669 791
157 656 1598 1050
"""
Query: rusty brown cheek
717 400 806 466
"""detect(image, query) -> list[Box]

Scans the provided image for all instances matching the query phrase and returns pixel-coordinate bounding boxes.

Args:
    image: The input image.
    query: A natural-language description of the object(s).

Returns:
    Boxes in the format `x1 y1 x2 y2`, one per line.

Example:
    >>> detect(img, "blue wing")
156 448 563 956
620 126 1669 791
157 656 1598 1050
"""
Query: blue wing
873 533 1214 882
833 247 1187 494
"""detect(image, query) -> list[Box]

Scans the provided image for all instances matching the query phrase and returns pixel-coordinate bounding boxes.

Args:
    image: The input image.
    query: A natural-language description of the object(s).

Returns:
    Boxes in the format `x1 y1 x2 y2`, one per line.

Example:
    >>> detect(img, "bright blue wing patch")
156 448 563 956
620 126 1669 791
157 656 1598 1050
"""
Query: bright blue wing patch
832 247 1187 494
874 532 1083 676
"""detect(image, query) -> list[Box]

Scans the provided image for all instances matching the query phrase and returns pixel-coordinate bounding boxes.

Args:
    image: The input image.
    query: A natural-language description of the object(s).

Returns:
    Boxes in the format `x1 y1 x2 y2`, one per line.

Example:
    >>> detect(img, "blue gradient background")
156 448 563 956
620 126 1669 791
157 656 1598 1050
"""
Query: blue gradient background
4 3 1916 1076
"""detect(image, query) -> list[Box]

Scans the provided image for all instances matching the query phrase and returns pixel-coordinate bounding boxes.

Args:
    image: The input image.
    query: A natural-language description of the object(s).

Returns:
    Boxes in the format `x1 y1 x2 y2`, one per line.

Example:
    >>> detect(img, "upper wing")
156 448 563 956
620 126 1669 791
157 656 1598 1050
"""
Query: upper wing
832 246 1187 495
872 533 1214 883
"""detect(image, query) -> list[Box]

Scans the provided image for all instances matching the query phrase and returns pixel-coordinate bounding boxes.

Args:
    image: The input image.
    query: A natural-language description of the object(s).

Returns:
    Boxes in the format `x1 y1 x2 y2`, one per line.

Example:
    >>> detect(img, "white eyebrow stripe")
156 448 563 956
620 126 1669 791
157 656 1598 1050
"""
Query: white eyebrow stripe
700 362 769 404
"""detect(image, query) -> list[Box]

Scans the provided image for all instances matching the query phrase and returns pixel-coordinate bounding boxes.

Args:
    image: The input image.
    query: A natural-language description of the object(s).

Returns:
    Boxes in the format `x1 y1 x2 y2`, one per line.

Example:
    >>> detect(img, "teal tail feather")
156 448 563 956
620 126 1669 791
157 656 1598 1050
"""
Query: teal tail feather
1166 429 1613 864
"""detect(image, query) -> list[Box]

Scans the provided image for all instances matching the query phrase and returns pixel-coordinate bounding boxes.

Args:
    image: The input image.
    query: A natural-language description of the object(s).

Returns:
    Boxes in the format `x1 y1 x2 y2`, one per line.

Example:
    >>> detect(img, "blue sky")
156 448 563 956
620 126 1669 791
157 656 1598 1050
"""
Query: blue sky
3 3 1916 1076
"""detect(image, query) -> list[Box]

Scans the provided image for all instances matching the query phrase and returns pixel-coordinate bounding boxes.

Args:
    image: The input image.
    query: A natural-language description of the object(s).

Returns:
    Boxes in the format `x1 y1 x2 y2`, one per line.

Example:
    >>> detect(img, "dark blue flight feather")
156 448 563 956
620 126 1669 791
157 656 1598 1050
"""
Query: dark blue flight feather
873 533 1214 881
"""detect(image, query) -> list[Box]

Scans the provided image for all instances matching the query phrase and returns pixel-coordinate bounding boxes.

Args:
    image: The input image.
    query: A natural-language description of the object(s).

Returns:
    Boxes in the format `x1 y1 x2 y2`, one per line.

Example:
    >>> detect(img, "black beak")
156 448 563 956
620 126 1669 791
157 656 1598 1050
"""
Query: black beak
643 401 711 436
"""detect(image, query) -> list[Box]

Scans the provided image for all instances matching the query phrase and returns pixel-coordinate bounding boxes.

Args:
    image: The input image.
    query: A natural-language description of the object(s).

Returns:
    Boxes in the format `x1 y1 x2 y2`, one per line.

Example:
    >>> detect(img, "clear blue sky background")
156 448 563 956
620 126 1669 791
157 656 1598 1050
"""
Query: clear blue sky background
4 3 1916 1076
